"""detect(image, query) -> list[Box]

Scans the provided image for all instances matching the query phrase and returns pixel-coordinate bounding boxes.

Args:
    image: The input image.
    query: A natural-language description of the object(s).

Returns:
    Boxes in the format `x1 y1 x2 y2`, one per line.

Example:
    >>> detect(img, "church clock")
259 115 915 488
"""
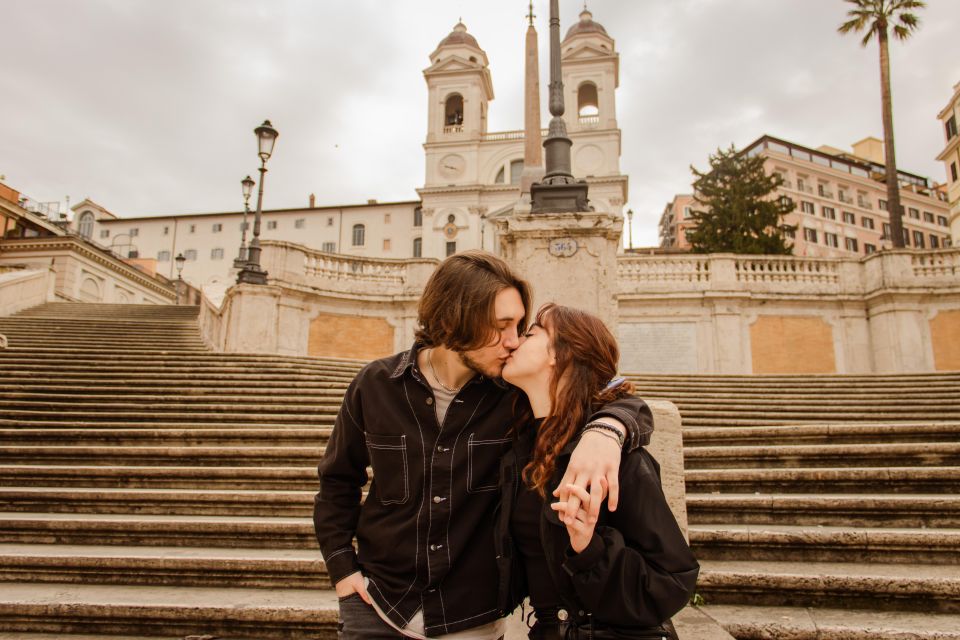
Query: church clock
438 154 466 179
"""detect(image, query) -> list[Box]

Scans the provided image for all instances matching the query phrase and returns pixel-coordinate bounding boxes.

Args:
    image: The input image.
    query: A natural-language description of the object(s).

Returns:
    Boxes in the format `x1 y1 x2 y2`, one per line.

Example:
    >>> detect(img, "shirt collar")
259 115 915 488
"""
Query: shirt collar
390 342 508 389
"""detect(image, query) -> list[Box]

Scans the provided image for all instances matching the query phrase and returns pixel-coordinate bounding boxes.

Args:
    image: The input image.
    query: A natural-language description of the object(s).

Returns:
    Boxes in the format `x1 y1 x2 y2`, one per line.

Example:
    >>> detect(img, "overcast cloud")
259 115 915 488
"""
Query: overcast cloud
3 0 959 246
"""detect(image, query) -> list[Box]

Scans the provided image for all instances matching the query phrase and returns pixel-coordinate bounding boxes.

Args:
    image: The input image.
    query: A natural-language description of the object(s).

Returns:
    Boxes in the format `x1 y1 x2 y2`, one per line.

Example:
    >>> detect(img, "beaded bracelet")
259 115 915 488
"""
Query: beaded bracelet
582 421 626 449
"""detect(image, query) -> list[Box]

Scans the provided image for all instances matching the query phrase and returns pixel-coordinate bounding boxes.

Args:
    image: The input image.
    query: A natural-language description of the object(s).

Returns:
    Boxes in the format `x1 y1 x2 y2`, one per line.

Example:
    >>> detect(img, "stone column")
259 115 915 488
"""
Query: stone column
222 283 282 354
495 203 622 330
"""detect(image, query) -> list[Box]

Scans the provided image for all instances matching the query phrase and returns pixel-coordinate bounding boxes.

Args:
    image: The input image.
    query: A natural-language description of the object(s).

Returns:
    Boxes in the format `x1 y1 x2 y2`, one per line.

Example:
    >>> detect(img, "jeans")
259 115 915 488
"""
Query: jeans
338 593 405 639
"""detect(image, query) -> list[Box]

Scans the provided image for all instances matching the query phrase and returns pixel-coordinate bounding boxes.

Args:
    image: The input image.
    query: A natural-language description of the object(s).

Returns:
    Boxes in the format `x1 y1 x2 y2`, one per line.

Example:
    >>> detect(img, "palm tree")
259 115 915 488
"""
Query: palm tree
838 0 925 249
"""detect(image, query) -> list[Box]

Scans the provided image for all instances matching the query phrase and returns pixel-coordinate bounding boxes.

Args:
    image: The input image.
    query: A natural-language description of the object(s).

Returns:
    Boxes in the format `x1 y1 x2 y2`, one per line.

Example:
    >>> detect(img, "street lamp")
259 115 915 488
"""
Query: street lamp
626 209 634 251
174 252 186 304
234 175 255 268
237 119 279 285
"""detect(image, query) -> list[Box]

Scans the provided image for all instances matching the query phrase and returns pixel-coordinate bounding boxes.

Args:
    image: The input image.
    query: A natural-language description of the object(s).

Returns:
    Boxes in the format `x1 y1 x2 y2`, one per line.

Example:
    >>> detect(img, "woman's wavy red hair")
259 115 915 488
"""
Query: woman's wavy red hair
522 303 635 497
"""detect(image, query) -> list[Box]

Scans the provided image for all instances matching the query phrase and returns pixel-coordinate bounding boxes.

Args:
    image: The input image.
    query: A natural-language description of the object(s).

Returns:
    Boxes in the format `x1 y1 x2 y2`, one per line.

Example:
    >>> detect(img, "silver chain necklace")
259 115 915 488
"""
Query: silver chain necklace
427 348 463 394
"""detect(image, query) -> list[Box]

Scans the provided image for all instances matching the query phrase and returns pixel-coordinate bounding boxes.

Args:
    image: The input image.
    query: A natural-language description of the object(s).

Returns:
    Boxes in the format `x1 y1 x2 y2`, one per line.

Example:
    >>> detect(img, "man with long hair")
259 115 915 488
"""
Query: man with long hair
314 251 650 639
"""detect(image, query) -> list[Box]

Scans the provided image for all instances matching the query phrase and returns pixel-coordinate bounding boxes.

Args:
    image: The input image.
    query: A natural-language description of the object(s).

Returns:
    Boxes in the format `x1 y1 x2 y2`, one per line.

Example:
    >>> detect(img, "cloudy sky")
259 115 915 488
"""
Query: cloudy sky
3 0 958 246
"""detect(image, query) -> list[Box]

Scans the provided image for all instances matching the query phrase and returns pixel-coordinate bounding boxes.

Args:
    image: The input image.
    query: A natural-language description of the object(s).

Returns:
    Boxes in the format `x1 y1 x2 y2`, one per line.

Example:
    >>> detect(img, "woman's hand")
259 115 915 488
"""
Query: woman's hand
335 571 372 604
551 484 597 553
555 420 624 524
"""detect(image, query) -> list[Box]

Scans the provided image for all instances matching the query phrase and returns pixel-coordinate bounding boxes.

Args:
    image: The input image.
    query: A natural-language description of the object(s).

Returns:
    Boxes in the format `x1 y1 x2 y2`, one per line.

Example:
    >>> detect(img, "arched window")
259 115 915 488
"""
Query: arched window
445 94 464 129
77 211 95 238
510 160 524 185
413 237 422 258
577 82 599 117
352 224 366 246
494 167 505 184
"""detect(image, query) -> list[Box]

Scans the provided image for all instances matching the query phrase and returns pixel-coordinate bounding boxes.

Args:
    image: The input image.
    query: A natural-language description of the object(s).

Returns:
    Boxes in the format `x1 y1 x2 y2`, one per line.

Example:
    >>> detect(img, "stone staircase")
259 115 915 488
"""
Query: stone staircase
629 375 960 639
0 302 958 639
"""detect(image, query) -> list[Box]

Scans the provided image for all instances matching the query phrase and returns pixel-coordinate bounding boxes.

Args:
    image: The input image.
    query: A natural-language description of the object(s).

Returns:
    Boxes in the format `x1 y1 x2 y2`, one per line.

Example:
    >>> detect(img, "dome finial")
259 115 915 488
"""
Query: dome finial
527 0 535 26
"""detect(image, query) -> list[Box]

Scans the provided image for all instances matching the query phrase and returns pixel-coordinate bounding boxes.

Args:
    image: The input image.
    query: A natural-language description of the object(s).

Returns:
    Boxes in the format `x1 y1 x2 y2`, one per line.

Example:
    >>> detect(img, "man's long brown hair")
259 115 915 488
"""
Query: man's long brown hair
522 303 636 497
415 250 532 351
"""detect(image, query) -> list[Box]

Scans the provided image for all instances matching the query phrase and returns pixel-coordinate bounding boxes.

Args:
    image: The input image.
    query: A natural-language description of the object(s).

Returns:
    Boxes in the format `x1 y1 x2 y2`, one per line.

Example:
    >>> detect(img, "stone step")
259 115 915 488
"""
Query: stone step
0 429 331 447
678 407 960 420
0 466 317 490
0 382 349 393
0 419 335 430
701 604 960 639
685 466 960 494
0 544 329 589
0 352 364 370
683 422 960 446
0 513 315 548
0 487 316 517
684 442 960 469
697 560 960 613
0 446 324 466
0 363 359 378
0 400 341 413
0 410 338 426
0 582 337 638
687 493 960 527
0 372 353 385
689 524 960 564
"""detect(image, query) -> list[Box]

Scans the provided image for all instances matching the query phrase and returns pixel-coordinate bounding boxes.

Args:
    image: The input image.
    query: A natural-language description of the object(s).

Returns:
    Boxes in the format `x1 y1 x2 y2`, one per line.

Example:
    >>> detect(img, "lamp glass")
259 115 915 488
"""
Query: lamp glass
255 120 278 161
175 254 185 271
241 175 255 200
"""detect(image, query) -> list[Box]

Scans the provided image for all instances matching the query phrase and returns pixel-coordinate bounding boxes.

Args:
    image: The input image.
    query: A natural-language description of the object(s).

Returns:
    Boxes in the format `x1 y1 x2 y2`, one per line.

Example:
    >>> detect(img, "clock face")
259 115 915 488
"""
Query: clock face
438 154 465 178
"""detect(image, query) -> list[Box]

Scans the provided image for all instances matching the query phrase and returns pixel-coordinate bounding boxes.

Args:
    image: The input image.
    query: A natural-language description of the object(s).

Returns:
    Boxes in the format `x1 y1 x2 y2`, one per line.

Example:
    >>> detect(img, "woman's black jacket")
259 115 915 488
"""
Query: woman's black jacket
494 403 699 634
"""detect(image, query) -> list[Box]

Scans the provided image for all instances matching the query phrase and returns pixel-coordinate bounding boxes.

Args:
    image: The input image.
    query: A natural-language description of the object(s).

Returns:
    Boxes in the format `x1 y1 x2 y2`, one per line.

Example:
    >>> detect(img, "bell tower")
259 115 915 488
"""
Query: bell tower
561 8 619 134
422 22 494 188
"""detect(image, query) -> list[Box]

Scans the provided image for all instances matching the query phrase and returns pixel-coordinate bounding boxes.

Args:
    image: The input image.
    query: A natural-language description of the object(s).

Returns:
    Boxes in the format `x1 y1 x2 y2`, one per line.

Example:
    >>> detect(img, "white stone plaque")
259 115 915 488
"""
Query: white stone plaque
548 238 578 257
618 322 698 373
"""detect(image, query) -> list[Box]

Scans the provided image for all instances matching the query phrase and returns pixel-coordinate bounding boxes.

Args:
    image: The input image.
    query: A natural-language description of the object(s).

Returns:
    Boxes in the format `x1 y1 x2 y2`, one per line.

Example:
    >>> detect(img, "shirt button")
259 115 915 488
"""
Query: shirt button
429 543 443 551
557 609 568 621
433 496 443 503
426 397 434 406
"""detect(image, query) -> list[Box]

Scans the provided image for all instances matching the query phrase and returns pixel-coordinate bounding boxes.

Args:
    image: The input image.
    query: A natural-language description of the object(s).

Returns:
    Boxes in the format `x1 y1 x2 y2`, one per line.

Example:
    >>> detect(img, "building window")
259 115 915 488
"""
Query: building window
295 218 305 229
879 199 888 211
683 206 692 219
446 241 457 257
946 237 954 248
414 207 423 227
845 237 859 252
211 247 224 260
902 228 910 246
913 230 925 248
184 249 197 261
413 237 422 258
865 243 877 254
189 224 195 233
383 238 391 251
862 216 875 230
129 228 139 237
77 212 95 238
327 217 334 226
908 207 920 219
494 167 505 183
882 222 891 239
843 211 856 224
946 115 958 140
801 201 815 214
99 229 110 239
267 220 277 230
817 183 832 198
157 250 170 262
951 162 958 182
510 159 524 185
577 81 599 117
384 213 391 224
212 223 223 232
128 250 139 258
783 227 796 239
938 215 949 227
825 232 839 248
322 241 336 253
923 211 935 223
163 226 170 235
803 228 818 243
822 206 836 220
445 94 464 126
931 235 940 249
352 224 365 246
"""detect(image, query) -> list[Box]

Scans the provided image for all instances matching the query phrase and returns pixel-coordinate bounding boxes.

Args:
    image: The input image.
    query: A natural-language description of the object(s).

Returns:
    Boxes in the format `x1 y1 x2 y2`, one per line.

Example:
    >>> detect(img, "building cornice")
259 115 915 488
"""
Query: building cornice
96 200 421 224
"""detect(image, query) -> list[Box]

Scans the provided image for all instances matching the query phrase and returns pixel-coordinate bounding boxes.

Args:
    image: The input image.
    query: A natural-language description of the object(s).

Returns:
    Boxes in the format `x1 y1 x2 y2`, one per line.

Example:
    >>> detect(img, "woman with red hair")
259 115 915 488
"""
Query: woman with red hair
499 303 698 640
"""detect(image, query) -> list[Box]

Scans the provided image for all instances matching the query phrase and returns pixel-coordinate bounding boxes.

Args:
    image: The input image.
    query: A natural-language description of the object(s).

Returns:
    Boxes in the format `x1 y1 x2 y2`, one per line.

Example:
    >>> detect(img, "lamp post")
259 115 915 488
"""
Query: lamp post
237 119 278 285
530 0 590 213
234 175 255 269
626 208 634 251
175 252 186 304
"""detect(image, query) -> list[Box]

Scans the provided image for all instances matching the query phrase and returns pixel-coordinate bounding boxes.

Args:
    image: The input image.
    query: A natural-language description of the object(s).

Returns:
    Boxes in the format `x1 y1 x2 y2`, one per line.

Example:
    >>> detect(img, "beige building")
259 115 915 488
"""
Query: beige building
660 135 952 256
69 10 628 290
936 80 960 245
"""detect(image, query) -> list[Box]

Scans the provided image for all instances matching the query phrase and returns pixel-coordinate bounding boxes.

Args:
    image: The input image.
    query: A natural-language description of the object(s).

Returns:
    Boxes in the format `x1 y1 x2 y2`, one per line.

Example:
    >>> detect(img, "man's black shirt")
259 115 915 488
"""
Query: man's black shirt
313 344 648 636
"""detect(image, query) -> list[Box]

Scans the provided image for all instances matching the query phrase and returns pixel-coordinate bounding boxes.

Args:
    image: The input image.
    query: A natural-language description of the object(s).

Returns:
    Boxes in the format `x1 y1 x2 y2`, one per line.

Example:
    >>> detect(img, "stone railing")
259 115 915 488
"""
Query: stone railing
0 268 54 316
260 240 439 298
619 249 960 298
481 128 548 142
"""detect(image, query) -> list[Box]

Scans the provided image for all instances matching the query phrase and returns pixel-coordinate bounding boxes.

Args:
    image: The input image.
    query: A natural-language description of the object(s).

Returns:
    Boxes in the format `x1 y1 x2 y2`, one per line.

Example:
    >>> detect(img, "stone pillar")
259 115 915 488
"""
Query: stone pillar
222 283 283 354
495 204 622 329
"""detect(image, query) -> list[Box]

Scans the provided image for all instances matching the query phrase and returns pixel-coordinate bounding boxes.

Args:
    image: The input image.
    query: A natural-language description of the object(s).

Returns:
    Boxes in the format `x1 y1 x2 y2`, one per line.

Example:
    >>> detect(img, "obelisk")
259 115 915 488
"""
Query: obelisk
520 1 545 197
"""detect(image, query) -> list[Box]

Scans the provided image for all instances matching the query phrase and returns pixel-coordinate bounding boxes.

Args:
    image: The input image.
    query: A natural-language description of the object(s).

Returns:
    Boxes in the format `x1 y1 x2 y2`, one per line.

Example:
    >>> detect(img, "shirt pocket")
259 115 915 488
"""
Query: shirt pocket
467 434 512 493
365 433 409 505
